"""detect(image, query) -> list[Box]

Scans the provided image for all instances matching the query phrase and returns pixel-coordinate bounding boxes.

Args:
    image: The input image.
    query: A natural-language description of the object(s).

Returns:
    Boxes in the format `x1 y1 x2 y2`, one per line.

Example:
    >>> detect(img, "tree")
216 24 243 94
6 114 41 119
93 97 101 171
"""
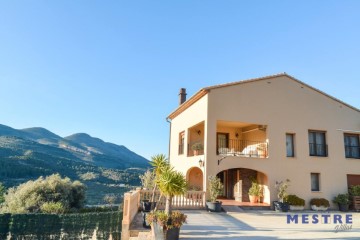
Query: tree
157 166 187 215
0 174 86 213
149 154 169 207
139 170 155 190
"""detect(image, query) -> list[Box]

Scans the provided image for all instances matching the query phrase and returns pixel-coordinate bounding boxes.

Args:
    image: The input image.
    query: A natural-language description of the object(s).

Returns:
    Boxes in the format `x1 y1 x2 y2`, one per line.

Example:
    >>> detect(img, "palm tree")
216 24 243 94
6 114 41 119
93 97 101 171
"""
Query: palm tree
149 154 169 207
157 166 187 215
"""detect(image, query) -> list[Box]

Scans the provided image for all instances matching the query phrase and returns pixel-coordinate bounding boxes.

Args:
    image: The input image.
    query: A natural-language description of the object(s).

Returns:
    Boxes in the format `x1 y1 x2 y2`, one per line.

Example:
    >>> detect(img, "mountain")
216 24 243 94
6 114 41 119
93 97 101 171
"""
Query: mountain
0 124 150 204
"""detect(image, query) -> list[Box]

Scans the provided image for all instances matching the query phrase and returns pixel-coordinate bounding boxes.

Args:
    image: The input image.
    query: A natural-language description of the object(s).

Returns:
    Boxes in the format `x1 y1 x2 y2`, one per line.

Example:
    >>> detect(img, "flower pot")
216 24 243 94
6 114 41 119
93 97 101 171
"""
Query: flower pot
193 150 199 156
151 222 165 240
249 195 258 203
311 205 328 211
142 200 157 212
142 212 151 228
273 201 289 212
166 227 180 240
338 203 349 212
289 205 305 211
206 201 222 212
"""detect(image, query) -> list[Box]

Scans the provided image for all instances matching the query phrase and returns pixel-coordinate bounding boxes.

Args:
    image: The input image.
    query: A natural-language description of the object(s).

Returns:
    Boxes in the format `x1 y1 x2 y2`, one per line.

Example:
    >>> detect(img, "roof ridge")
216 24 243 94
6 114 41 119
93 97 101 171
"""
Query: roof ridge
203 72 287 90
167 73 360 120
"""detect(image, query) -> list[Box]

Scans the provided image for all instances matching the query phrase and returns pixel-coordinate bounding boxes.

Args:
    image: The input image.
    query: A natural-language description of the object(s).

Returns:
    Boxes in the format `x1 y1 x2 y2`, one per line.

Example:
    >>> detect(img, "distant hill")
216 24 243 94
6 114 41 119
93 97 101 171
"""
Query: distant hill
0 124 150 204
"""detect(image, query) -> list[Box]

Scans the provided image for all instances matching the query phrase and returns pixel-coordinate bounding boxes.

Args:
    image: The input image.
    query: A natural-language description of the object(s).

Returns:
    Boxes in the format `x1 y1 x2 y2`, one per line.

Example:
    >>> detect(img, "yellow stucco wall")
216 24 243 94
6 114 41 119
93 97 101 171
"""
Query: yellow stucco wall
169 75 360 208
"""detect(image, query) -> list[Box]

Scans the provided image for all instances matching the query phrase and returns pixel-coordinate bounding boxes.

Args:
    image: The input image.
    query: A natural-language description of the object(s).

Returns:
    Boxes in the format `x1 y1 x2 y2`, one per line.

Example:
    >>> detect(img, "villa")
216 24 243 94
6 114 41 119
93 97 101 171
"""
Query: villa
166 73 360 207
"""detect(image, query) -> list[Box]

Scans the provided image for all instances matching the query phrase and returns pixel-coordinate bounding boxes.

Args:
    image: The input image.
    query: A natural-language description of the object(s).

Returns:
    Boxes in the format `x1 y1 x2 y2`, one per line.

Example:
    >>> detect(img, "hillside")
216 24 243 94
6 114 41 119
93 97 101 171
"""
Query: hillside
0 124 150 204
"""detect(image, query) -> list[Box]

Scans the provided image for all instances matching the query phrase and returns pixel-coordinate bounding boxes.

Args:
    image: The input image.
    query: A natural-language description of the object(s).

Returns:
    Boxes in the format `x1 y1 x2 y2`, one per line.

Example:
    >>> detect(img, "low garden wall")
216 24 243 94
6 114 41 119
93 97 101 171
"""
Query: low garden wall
0 211 122 240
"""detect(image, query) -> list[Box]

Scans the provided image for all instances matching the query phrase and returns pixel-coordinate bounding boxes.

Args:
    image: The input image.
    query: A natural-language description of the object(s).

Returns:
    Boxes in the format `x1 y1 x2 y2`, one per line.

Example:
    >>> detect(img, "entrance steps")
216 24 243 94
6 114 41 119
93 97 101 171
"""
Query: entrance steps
129 232 151 240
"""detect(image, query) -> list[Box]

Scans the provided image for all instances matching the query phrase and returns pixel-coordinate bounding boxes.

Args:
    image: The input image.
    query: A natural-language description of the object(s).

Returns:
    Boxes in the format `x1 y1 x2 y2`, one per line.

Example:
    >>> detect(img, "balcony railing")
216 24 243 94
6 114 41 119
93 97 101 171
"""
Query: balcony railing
217 139 268 158
345 146 360 159
309 143 328 157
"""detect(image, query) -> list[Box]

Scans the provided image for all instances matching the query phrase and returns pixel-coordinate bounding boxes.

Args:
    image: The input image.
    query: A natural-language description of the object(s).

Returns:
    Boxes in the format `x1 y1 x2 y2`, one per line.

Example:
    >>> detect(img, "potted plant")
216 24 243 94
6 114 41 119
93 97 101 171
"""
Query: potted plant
349 185 360 211
139 169 156 212
333 193 350 212
310 198 330 211
248 178 263 203
147 157 187 240
274 179 290 212
285 194 305 211
191 142 203 156
206 175 224 212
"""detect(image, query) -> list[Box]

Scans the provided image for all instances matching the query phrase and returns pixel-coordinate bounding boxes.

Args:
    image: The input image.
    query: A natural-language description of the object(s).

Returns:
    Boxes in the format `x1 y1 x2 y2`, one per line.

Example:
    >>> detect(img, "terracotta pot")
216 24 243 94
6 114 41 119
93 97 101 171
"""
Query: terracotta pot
249 195 258 203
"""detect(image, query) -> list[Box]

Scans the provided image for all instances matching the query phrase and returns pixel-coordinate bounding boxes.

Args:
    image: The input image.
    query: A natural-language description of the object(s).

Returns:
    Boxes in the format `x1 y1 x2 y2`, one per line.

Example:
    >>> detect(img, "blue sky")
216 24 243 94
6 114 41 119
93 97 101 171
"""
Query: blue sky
0 1 359 159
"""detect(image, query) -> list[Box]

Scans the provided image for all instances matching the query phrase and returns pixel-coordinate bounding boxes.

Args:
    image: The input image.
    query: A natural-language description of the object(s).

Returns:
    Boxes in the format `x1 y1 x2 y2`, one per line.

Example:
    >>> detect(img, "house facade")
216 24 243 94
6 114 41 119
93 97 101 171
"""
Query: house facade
167 73 360 208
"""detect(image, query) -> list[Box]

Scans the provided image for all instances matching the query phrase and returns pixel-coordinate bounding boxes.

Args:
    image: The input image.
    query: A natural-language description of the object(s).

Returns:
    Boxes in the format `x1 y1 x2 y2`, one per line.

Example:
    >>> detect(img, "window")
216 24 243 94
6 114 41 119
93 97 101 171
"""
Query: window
344 134 360 159
311 173 320 191
308 131 327 157
286 133 295 157
217 133 229 155
178 132 185 155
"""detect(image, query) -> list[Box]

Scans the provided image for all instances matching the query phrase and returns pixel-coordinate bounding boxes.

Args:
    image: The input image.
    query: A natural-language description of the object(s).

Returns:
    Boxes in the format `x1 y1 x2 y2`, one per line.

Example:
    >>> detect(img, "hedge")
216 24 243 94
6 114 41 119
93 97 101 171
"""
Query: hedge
0 211 122 240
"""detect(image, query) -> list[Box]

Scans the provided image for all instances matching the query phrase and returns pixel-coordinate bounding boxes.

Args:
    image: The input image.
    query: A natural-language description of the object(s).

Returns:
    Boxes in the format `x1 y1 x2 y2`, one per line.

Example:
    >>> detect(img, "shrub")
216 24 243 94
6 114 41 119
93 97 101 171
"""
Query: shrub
40 202 66 214
349 185 360 196
191 142 203 151
310 198 330 207
208 176 223 202
0 174 86 213
275 179 290 202
146 210 187 230
248 178 263 197
333 193 350 205
285 195 305 206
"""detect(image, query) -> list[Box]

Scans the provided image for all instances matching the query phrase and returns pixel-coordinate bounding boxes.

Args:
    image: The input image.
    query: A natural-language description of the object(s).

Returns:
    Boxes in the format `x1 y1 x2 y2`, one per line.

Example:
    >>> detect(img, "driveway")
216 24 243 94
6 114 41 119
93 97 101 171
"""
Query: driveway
180 210 360 239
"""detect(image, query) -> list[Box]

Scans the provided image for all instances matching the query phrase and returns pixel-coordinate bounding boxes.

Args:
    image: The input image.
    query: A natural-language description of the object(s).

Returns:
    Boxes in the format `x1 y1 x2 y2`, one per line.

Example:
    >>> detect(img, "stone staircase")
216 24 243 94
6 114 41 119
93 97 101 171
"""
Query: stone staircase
128 212 151 240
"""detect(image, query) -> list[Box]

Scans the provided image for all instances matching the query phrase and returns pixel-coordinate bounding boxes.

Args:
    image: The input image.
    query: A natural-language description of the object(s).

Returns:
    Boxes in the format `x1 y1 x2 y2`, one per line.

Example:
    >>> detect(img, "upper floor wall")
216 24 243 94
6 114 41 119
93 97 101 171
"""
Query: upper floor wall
206 75 360 161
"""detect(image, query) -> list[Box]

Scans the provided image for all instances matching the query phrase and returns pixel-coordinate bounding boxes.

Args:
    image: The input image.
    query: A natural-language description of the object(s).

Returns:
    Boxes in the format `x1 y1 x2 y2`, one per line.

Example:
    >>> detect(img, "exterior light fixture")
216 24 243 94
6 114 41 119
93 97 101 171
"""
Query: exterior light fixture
235 133 239 138
197 130 201 135
198 159 204 167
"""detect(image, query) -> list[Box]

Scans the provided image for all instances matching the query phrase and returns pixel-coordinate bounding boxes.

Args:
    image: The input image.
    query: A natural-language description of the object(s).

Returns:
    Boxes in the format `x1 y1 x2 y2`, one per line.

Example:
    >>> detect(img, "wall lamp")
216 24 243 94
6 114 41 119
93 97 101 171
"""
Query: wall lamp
198 159 205 168
197 130 201 135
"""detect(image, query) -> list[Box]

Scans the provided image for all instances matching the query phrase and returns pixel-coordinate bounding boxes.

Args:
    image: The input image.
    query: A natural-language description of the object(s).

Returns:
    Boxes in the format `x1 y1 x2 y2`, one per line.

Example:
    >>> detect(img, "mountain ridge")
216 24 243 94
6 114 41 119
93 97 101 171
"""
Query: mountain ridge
0 123 149 204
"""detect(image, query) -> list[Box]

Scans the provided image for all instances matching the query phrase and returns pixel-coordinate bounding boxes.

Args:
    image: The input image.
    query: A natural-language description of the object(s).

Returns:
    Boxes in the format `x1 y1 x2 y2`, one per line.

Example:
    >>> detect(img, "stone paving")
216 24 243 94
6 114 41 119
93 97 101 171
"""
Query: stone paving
180 210 360 239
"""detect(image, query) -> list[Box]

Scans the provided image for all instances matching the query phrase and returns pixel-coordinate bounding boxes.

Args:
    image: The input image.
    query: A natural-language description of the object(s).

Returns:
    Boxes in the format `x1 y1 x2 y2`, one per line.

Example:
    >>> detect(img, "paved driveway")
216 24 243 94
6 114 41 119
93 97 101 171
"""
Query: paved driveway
180 210 360 239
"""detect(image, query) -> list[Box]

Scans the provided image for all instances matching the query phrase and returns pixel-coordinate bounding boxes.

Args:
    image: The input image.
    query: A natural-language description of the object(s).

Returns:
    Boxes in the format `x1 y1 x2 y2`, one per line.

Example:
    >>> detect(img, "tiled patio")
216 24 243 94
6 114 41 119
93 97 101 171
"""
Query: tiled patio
180 210 360 239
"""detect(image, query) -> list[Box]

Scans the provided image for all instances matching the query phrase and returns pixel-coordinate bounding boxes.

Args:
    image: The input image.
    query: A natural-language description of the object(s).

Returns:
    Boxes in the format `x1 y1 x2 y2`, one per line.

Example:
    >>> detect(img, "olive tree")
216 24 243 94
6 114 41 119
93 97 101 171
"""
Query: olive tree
0 174 86 213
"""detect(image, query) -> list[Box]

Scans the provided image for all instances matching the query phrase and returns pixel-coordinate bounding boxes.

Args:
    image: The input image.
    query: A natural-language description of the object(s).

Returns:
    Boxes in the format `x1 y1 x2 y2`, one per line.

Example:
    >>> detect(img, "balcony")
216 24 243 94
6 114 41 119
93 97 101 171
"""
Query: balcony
345 146 360 159
309 143 328 157
217 139 268 158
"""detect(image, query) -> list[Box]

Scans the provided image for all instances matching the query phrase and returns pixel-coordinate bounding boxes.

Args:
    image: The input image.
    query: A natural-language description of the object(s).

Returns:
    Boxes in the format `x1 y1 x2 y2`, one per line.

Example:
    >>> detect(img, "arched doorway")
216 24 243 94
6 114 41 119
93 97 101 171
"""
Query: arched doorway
186 167 203 191
216 168 269 203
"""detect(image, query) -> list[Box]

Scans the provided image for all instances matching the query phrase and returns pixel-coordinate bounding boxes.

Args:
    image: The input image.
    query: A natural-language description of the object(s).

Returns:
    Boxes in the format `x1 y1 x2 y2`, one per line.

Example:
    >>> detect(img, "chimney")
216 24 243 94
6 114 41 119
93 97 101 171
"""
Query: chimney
179 88 187 105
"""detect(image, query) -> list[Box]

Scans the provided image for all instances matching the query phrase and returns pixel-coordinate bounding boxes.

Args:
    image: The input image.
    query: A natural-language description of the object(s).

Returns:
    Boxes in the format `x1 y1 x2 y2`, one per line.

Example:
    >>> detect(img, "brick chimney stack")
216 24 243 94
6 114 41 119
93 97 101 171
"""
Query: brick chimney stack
179 88 187 105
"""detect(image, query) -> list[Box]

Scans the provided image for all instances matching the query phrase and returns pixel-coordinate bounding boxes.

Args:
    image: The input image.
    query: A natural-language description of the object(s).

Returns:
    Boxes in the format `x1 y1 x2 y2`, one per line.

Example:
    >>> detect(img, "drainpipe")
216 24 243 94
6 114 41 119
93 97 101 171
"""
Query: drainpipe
166 117 172 163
